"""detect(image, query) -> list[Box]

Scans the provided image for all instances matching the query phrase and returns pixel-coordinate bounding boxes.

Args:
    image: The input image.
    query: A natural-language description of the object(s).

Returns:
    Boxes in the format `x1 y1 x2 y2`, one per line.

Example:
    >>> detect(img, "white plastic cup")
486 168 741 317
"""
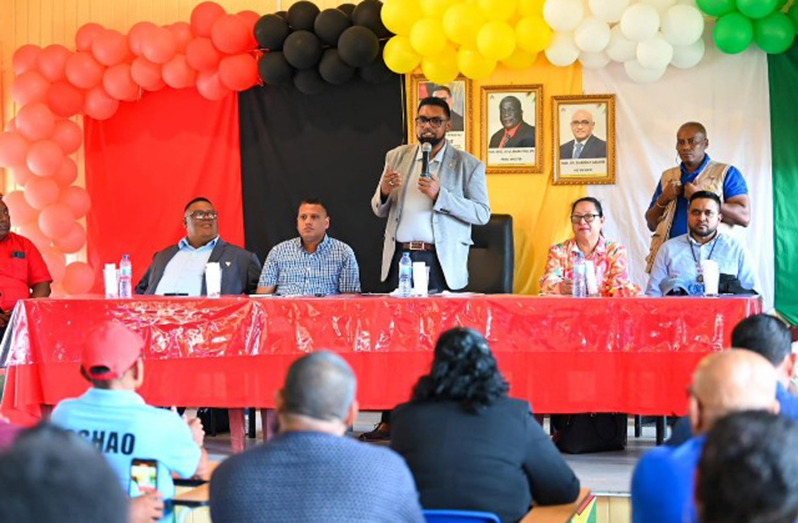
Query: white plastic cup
701 260 720 296
104 263 118 298
412 262 428 296
205 263 222 298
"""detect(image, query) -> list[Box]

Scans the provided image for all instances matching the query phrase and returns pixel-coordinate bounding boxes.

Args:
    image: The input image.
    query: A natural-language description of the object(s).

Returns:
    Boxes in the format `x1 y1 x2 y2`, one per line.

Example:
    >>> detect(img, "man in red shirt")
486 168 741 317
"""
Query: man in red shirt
0 196 51 331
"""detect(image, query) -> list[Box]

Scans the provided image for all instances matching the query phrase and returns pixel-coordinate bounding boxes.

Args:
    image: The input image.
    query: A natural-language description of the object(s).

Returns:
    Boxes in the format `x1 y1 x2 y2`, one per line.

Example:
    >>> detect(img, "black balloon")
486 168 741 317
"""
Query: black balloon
319 49 355 85
352 0 391 38
338 26 379 68
294 69 327 95
359 55 395 84
276 10 288 20
338 3 357 17
258 51 294 85
314 8 352 46
283 31 323 69
287 1 320 31
254 14 290 50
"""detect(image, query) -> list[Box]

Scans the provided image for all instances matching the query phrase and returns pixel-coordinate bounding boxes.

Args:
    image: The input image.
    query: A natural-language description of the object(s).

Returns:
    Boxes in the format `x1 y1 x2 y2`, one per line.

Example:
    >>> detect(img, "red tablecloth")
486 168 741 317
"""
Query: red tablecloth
0 295 761 424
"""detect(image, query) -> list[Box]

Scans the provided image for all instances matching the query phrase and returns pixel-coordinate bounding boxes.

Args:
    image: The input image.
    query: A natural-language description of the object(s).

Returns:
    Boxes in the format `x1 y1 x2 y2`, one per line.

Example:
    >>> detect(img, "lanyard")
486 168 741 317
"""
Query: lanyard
687 235 718 283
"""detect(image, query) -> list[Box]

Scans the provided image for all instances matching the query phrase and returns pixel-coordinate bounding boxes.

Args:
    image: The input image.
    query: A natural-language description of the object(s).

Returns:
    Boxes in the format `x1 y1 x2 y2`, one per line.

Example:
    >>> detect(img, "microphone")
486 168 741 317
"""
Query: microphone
421 142 432 178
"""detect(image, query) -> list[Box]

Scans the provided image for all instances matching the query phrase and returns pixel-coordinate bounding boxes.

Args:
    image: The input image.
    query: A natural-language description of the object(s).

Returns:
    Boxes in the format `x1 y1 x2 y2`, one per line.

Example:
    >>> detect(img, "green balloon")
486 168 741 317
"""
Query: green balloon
789 7 798 29
777 0 789 9
714 13 755 54
755 12 796 53
738 0 778 20
696 0 736 17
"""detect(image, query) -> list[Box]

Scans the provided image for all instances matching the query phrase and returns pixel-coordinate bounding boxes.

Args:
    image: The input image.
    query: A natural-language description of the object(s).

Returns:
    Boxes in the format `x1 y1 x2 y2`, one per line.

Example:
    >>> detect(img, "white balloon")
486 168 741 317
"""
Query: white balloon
640 0 675 16
587 0 630 23
624 59 667 83
574 17 611 52
661 5 704 46
637 34 674 69
544 0 585 32
670 37 705 68
606 24 637 62
676 0 697 6
620 4 660 42
545 32 581 66
579 50 611 68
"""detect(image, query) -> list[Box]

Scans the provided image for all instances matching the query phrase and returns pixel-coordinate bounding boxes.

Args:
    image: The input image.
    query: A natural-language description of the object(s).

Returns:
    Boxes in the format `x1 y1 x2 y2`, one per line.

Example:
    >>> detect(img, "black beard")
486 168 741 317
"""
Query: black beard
691 227 717 238
419 135 444 148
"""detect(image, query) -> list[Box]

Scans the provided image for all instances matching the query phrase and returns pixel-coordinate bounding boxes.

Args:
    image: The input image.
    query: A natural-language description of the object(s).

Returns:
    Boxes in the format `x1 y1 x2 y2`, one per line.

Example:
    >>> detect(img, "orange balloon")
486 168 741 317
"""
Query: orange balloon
142 28 178 64
103 63 140 101
38 44 72 82
162 55 197 89
3 191 38 224
51 120 83 155
65 52 105 89
191 2 227 38
39 203 75 240
168 22 194 54
129 22 158 57
76 23 105 52
24 177 60 210
13 44 42 75
12 70 49 106
196 70 232 100
59 186 91 219
84 86 120 121
186 38 222 71
16 103 56 141
92 29 130 66
55 222 87 254
211 14 251 54
218 54 259 91
131 57 164 91
62 261 95 295
27 140 64 178
53 158 79 187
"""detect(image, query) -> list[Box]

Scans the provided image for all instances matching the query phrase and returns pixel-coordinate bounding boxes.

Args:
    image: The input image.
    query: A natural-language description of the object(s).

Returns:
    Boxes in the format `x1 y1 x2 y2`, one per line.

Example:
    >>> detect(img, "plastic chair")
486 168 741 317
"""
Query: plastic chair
423 509 502 522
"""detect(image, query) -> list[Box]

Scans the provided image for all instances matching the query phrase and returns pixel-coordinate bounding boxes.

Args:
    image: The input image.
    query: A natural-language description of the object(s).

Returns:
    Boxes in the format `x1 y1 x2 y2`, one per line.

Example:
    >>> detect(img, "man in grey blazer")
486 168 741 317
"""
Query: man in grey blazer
371 97 491 294
136 197 262 296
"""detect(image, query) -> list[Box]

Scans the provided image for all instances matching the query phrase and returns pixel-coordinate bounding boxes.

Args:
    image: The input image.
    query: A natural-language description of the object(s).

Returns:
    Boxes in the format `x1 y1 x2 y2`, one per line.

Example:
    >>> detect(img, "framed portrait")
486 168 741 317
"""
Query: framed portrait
552 95 616 185
406 75 472 152
480 85 543 174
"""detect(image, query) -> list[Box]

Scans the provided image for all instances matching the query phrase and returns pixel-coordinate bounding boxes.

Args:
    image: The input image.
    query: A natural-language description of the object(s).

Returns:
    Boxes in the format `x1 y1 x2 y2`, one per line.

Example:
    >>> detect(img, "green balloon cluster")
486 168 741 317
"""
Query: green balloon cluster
698 0 797 54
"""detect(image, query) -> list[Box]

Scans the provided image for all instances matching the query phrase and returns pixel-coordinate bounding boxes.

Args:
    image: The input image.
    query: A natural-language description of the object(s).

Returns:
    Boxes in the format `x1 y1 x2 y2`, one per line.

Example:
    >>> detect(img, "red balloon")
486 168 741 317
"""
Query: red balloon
142 27 178 64
196 70 232 100
59 186 92 219
51 120 83 155
162 55 197 89
3 191 38 224
37 44 72 82
16 103 56 141
92 29 130 66
218 53 259 91
211 14 251 54
53 157 78 187
103 63 139 101
168 22 194 53
76 23 105 52
129 21 158 57
186 37 222 71
237 10 261 50
40 246 66 282
84 86 120 121
39 203 75 240
62 261 95 295
65 52 105 89
4 119 16 132
27 140 64 178
13 45 42 75
130 58 165 91
12 70 50 106
47 81 85 118
10 165 35 186
19 221 52 252
55 221 87 253
24 176 61 210
0 132 30 168
191 2 227 37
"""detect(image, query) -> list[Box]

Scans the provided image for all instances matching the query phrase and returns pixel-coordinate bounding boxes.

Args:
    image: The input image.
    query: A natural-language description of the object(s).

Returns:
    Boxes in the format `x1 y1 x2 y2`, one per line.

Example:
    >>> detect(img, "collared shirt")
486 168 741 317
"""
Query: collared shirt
395 142 447 244
645 232 757 296
571 139 587 158
498 122 521 148
154 236 219 296
259 235 361 296
0 232 51 312
539 237 640 297
647 155 748 238
51 388 201 522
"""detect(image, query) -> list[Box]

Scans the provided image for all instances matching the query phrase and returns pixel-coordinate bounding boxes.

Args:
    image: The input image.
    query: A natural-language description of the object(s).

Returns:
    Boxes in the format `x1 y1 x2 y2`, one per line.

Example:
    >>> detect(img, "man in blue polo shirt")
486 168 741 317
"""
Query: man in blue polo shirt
631 350 779 523
644 122 750 273
51 321 208 522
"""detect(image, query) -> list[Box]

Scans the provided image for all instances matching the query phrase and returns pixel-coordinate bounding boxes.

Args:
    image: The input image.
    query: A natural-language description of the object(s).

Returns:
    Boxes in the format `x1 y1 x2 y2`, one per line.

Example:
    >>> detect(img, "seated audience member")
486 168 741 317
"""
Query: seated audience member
0 195 52 334
390 328 580 523
256 199 361 295
540 197 639 296
696 411 798 523
631 350 779 523
51 321 208 523
646 191 757 296
210 351 424 523
136 197 261 295
668 313 798 446
0 424 128 523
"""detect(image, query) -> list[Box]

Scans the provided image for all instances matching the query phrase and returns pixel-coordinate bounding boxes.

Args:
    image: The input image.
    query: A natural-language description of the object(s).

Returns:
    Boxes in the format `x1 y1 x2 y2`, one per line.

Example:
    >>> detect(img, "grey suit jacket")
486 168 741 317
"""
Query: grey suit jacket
371 143 490 290
135 238 262 296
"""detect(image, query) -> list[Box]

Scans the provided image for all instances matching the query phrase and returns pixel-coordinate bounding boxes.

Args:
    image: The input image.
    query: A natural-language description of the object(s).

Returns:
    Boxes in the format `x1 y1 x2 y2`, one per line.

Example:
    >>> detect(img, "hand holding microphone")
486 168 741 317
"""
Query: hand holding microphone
418 142 440 201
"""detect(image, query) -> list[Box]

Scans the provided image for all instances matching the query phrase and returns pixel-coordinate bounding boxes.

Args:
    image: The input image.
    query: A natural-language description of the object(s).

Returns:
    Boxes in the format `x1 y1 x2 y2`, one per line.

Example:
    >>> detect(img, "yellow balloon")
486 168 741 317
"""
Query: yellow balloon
384 36 422 73
457 47 496 79
477 21 516 60
420 0 458 18
443 3 485 47
422 45 459 84
515 16 552 53
517 0 544 17
382 0 423 36
410 18 448 56
478 0 517 22
501 47 538 69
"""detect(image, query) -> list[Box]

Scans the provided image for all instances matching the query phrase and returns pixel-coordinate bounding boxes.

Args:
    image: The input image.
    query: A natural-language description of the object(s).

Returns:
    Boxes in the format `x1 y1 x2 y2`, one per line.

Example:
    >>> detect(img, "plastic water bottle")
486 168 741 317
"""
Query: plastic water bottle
398 252 413 297
118 255 133 298
572 252 587 298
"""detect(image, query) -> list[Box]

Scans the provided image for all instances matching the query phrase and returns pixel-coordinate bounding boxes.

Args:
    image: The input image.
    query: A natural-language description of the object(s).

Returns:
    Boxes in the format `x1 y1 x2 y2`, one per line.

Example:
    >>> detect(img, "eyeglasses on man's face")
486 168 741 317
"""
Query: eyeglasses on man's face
570 213 601 224
571 120 592 127
187 211 218 221
415 116 448 128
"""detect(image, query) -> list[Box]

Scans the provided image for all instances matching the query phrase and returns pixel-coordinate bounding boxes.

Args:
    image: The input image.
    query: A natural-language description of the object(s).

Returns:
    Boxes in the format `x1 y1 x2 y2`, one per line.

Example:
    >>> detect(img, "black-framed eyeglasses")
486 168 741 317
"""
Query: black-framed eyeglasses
415 116 448 128
187 211 218 221
570 213 601 224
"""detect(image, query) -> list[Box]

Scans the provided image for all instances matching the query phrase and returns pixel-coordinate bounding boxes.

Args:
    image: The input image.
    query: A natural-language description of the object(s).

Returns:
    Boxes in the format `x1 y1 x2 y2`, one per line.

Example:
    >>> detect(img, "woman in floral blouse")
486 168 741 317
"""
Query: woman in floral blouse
539 197 640 297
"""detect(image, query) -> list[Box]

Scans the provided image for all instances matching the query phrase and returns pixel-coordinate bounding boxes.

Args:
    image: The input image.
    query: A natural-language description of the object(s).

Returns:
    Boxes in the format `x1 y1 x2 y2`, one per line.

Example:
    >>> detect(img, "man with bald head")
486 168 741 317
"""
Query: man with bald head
488 96 535 149
631 350 779 523
560 109 607 160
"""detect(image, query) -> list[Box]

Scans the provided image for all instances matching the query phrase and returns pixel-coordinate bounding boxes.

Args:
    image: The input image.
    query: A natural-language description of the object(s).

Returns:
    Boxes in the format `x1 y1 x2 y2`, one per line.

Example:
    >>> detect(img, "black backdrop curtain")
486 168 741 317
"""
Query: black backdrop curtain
239 78 405 292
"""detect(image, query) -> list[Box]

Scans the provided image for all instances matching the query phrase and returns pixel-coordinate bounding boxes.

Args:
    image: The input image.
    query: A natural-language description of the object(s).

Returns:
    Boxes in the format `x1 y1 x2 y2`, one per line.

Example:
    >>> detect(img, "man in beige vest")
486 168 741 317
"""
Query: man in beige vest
644 122 750 273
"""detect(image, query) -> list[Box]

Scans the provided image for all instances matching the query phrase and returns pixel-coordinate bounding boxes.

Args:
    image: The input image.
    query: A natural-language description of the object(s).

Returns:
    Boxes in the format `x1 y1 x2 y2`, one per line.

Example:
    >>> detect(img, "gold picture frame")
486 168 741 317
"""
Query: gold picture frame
480 84 543 174
552 94 616 185
406 74 473 153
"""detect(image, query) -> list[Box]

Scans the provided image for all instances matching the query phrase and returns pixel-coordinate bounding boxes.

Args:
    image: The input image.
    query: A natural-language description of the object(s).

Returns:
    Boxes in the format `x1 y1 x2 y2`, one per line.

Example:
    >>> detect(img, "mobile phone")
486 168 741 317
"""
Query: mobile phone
131 459 158 494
